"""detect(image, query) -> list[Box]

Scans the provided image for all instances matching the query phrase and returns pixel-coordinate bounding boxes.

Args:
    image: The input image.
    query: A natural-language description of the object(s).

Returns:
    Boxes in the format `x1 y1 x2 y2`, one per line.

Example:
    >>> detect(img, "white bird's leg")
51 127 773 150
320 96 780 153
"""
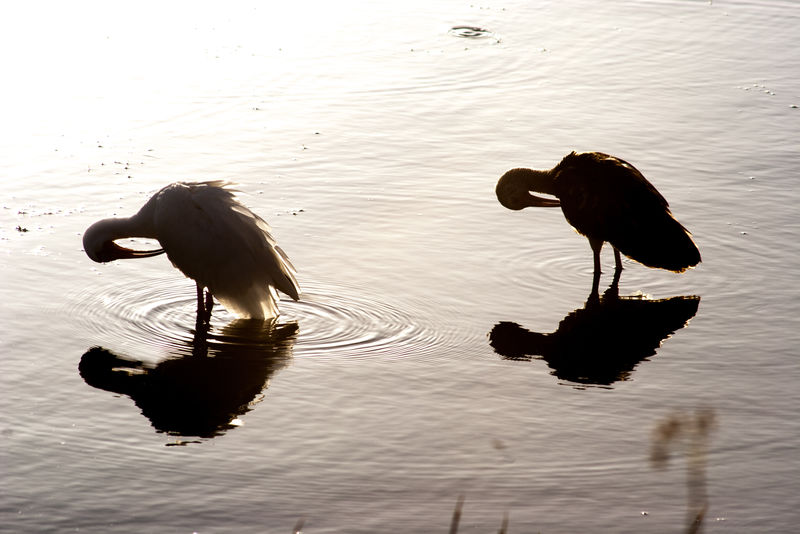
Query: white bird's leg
196 283 212 322
613 247 623 271
589 238 604 274
205 290 214 316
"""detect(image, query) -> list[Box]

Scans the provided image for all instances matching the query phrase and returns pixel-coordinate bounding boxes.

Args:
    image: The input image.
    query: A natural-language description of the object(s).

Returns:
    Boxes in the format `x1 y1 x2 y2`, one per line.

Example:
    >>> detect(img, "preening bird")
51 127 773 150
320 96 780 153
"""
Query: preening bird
83 181 299 321
496 151 701 275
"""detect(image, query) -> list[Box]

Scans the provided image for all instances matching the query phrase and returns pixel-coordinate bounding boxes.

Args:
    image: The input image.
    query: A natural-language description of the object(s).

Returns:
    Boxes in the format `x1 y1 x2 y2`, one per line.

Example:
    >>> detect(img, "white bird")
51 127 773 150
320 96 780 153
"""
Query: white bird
83 181 299 321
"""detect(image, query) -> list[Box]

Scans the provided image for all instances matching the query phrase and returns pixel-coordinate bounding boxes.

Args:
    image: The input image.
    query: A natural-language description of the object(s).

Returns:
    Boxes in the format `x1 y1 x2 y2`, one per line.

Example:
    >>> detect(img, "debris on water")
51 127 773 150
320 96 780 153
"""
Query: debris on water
277 208 305 216
449 25 494 39
165 440 202 447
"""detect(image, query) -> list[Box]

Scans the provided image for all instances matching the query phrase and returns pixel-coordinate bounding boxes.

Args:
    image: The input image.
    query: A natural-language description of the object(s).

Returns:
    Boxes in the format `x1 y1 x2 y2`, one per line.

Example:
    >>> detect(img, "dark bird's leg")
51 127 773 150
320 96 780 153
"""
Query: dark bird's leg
590 270 601 301
606 265 621 299
589 238 604 274
613 247 623 272
588 238 605 299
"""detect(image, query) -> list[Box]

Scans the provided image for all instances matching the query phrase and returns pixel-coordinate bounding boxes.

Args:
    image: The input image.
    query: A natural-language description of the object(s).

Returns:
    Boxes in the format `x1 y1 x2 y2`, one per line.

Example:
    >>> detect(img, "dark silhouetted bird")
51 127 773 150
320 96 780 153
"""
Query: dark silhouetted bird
496 151 701 276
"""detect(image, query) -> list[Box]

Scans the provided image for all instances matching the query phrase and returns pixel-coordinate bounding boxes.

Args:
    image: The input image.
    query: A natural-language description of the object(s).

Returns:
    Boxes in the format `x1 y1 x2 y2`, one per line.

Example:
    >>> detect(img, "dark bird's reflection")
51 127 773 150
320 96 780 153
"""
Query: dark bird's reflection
79 319 298 438
489 276 699 386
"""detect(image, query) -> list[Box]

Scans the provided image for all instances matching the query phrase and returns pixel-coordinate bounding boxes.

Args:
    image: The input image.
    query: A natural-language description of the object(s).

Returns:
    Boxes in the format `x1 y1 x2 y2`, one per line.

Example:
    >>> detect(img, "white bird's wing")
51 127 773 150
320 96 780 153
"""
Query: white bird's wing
152 181 299 319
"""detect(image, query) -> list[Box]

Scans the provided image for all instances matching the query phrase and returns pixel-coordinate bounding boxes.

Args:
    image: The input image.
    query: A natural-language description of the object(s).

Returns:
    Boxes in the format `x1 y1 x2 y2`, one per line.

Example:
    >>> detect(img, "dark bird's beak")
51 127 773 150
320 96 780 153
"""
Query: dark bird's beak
496 168 561 210
527 193 561 207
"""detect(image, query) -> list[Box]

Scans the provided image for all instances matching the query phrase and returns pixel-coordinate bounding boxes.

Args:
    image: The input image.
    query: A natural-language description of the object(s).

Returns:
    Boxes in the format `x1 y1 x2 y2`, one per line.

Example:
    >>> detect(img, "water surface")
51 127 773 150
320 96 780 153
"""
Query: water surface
2 0 799 532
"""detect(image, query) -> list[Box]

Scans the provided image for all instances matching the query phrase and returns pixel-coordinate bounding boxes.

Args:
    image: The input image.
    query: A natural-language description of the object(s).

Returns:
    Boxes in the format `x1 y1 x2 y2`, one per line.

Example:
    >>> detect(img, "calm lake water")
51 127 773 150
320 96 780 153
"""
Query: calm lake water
2 0 799 532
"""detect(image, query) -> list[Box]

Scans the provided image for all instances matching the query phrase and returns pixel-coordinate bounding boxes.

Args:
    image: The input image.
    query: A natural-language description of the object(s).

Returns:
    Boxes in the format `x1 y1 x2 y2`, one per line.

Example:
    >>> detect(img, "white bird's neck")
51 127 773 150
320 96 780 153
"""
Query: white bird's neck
83 197 159 253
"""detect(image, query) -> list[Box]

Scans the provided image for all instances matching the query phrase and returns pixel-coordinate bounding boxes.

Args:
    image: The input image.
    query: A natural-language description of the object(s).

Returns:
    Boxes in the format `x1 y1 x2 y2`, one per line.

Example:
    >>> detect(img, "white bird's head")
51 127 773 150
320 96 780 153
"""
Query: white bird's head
83 219 165 263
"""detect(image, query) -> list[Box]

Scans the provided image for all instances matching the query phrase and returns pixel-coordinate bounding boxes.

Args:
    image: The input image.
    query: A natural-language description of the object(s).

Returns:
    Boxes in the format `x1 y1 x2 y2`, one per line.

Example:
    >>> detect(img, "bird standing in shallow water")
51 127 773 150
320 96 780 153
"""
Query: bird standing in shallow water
496 151 700 282
83 181 299 322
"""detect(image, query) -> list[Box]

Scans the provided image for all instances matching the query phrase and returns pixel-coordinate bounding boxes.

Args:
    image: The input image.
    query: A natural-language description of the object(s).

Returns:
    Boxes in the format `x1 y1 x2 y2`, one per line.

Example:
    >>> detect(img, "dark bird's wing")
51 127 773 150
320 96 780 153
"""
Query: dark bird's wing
554 153 700 272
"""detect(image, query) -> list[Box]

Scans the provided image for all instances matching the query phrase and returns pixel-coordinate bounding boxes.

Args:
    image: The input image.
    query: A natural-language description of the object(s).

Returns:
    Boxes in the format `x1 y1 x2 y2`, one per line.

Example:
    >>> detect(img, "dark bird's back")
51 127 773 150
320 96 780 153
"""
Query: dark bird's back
552 152 700 272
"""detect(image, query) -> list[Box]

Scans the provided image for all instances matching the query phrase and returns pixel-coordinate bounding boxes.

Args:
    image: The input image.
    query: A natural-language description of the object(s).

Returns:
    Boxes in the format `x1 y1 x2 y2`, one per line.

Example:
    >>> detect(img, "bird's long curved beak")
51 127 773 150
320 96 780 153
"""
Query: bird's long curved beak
527 193 561 207
121 246 166 258
98 240 165 262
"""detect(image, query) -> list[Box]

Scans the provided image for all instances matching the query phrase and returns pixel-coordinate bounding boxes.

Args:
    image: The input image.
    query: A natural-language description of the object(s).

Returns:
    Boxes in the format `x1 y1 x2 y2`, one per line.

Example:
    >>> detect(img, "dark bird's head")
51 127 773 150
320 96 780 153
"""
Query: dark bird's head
496 168 560 210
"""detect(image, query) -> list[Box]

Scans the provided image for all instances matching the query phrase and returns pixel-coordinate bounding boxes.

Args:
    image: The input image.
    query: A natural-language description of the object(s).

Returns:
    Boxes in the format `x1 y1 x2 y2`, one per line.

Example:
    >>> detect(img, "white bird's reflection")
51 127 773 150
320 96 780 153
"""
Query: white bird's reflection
79 318 298 438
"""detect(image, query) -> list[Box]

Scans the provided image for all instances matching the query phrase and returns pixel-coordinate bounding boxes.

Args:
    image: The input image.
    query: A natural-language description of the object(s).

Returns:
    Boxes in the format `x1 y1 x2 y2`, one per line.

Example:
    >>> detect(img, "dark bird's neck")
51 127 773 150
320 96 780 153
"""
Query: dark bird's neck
496 168 558 210
509 168 557 195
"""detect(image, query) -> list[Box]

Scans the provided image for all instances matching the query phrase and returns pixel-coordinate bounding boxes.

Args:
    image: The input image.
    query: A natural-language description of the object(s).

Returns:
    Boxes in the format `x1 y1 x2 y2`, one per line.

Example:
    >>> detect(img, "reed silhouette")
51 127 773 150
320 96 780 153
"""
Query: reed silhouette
651 408 717 534
448 496 508 534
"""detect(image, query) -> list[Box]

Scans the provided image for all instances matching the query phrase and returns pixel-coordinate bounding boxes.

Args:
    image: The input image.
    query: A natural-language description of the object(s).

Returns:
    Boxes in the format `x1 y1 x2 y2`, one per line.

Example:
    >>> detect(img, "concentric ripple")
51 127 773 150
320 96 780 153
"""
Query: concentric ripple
281 286 463 361
502 236 595 293
70 276 203 359
70 276 470 363
500 234 702 300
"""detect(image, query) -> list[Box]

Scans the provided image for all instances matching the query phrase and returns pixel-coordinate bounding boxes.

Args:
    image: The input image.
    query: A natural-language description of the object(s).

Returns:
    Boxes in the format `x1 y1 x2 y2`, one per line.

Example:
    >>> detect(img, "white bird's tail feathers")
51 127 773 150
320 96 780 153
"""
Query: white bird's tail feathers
211 197 300 320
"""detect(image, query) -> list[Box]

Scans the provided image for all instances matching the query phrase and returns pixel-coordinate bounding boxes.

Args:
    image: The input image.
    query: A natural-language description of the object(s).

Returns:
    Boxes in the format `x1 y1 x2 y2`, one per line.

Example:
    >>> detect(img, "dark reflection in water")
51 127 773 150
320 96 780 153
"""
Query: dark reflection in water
79 319 298 438
489 276 700 386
